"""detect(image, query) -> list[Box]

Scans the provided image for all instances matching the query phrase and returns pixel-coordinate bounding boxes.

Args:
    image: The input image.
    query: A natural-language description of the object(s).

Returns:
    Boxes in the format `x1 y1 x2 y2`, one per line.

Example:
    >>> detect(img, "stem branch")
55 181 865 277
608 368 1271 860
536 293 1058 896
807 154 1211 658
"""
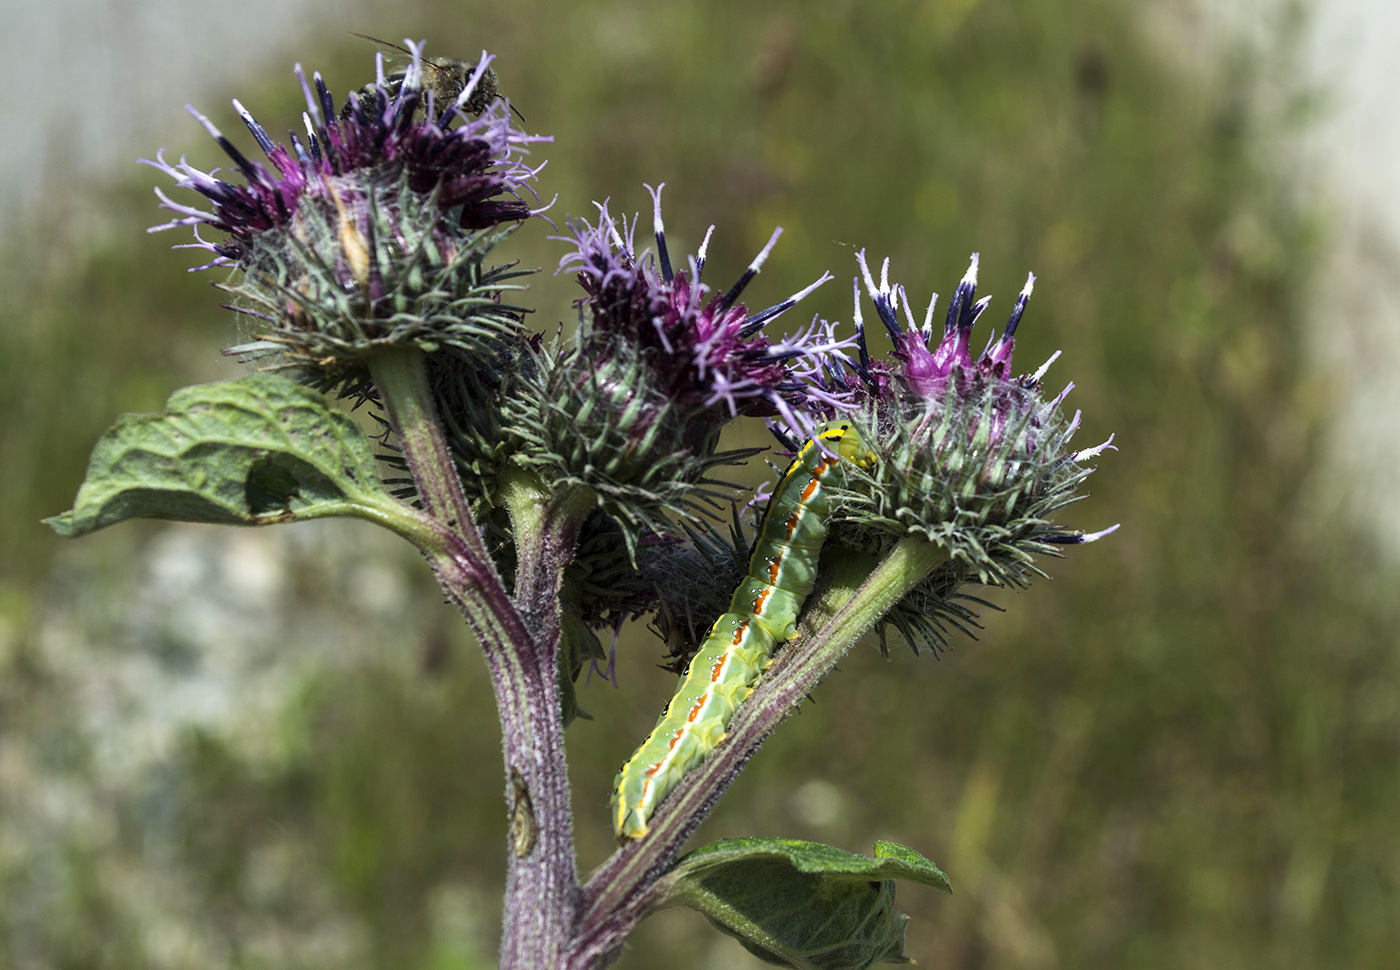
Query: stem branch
367 347 484 558
568 537 946 968
368 347 580 969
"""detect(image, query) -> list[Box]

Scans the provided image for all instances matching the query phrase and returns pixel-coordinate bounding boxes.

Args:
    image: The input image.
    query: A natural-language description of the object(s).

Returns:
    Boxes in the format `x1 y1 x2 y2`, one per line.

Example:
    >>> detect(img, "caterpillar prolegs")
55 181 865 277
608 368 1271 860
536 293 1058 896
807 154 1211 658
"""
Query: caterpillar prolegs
611 419 875 840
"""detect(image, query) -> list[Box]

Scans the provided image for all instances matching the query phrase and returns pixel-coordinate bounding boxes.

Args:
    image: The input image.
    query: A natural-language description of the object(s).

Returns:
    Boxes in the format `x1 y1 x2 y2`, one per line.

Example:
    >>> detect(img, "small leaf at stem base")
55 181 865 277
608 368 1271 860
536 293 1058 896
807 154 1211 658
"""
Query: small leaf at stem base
661 838 951 970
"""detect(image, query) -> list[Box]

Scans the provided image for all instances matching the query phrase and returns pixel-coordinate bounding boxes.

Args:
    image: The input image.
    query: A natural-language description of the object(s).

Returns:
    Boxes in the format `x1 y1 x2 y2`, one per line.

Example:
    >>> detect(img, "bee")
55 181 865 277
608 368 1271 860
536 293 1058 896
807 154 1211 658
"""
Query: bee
341 34 524 122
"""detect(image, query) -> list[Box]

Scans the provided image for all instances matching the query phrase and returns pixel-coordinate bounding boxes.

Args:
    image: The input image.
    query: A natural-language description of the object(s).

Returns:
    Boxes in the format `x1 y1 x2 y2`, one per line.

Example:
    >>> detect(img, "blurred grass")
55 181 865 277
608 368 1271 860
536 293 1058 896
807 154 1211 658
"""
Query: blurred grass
3 0 1398 968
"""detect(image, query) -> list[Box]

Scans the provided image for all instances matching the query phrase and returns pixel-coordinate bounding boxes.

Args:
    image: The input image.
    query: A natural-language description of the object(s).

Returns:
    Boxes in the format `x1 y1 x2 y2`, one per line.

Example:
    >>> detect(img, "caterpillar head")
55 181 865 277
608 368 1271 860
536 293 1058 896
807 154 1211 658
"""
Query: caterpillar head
814 419 877 469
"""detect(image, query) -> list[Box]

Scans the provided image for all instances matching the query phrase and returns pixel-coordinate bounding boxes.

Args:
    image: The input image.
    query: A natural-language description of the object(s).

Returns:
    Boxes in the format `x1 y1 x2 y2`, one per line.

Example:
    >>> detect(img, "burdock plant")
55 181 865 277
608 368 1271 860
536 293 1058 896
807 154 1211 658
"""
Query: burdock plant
49 42 1115 970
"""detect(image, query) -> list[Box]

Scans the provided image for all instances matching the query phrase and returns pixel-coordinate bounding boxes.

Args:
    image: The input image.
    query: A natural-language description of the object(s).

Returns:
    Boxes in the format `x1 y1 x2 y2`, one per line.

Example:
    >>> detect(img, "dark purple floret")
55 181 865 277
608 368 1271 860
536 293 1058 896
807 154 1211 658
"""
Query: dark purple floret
852 249 1119 456
143 41 549 268
854 249 1021 399
555 184 852 435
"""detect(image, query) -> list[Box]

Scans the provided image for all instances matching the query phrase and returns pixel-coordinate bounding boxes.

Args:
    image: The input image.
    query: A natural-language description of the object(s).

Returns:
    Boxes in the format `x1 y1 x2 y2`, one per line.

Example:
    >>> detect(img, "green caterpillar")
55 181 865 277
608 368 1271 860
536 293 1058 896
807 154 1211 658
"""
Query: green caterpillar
611 419 875 841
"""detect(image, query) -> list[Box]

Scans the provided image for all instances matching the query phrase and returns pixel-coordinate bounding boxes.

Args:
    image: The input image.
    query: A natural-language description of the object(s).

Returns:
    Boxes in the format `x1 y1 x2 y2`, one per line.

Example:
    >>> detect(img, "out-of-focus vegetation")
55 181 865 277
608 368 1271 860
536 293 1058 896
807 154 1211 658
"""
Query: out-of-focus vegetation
2 0 1397 968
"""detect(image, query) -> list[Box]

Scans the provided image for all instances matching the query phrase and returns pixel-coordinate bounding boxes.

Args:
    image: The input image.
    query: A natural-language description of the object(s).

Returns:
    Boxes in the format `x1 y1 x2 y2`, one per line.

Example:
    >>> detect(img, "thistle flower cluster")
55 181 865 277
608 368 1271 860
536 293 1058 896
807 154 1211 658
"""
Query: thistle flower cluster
645 249 1117 659
57 41 1128 970
140 42 1115 662
144 41 549 378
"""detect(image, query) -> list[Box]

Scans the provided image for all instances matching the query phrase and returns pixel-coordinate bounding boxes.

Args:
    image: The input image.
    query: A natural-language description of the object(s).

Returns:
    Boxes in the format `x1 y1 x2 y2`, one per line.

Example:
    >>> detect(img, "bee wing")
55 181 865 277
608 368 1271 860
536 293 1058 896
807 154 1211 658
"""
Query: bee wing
348 32 412 56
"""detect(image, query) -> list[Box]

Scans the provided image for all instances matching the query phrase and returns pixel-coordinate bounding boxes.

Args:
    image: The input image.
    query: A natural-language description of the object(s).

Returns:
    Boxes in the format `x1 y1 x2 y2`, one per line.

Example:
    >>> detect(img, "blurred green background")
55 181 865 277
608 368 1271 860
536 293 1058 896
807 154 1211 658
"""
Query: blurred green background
3 0 1398 967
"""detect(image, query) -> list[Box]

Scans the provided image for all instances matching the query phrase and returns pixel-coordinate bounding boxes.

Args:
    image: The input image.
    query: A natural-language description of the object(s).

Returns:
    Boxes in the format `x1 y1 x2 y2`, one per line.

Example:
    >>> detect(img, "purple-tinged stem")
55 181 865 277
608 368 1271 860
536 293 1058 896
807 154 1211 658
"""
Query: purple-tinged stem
368 347 581 969
424 542 580 970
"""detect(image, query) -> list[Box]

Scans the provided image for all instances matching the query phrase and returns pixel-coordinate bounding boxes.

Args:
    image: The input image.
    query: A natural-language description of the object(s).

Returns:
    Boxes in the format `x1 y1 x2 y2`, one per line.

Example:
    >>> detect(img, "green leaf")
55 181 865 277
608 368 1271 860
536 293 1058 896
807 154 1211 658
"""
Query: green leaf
47 374 406 538
662 838 951 970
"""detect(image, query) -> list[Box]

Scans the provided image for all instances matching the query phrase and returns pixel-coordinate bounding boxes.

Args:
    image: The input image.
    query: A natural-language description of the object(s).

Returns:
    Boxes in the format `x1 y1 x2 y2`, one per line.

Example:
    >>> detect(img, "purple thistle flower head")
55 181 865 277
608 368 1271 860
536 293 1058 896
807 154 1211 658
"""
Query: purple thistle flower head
142 42 551 372
146 42 547 259
555 183 852 438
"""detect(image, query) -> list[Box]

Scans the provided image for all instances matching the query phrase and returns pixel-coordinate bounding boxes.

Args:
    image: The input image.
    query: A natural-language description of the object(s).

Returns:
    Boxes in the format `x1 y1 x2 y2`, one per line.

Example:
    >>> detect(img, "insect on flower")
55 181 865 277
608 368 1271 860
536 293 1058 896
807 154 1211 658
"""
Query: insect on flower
342 33 526 122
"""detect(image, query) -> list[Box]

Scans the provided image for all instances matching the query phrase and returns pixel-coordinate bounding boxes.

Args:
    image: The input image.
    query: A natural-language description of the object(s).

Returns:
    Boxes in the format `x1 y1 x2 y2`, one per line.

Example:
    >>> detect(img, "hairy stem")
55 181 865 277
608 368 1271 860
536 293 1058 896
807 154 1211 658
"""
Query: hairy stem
367 347 484 558
468 578 579 970
567 537 946 969
500 465 597 652
368 347 580 969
